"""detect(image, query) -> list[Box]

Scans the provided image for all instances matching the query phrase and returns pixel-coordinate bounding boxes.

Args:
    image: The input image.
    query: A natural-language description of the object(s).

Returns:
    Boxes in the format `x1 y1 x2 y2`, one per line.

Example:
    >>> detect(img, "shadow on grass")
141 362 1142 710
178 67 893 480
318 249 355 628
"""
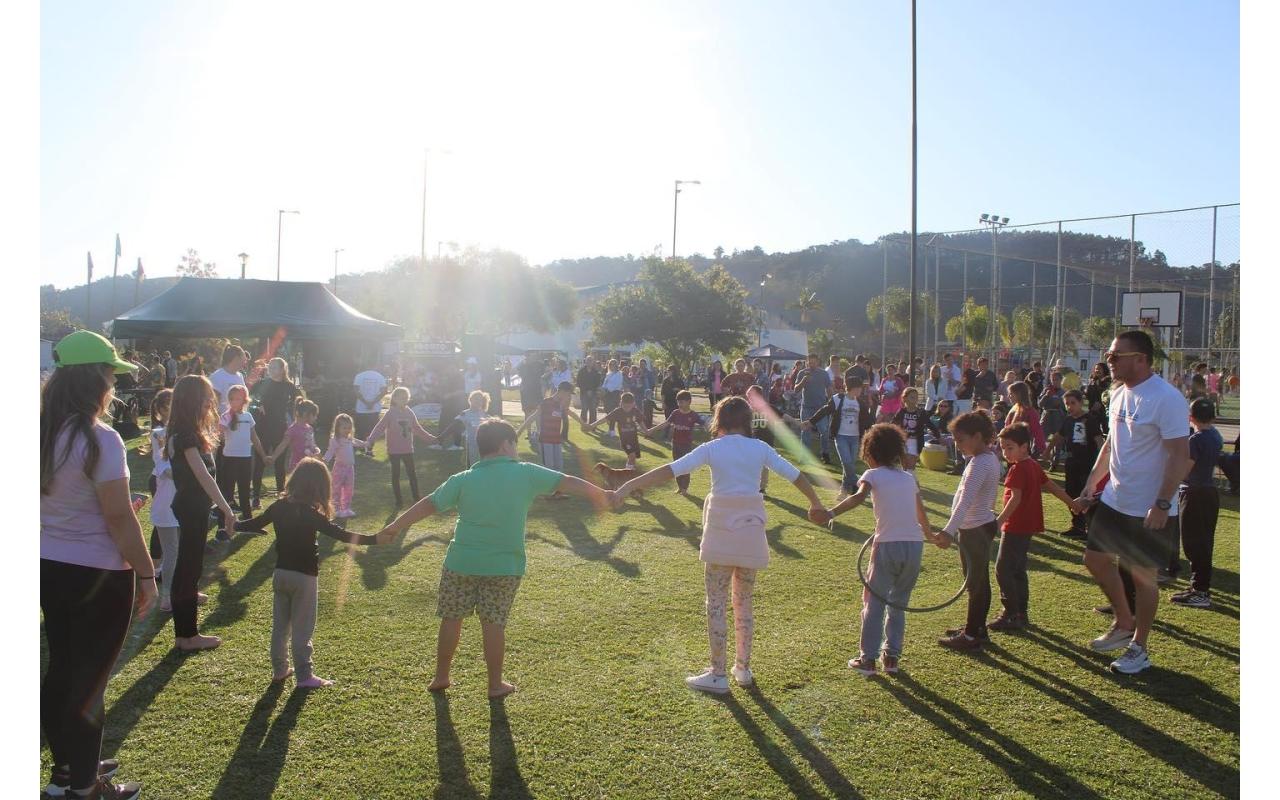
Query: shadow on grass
882 673 1108 800
978 645 1238 792
429 694 532 800
765 525 804 559
1020 626 1239 734
208 681 308 799
526 516 639 578
102 648 192 758
352 532 438 590
1149 618 1239 661
714 688 865 800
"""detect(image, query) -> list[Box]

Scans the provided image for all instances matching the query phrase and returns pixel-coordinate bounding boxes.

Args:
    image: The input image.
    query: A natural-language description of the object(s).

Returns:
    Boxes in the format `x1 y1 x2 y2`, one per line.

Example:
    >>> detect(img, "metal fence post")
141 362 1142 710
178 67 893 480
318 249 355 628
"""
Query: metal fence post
881 240 888 368
1129 214 1136 292
1208 205 1217 354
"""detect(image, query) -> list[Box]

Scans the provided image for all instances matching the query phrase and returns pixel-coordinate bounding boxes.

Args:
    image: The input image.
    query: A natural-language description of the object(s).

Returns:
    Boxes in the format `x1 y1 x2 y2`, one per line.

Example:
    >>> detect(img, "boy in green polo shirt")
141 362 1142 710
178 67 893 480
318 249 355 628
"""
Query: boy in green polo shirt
378 419 612 698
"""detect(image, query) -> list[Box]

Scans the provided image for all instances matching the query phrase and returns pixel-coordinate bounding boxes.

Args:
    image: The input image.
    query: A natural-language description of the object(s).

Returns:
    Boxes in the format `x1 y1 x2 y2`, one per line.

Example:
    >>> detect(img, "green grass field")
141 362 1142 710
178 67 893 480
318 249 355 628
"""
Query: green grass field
40 418 1240 799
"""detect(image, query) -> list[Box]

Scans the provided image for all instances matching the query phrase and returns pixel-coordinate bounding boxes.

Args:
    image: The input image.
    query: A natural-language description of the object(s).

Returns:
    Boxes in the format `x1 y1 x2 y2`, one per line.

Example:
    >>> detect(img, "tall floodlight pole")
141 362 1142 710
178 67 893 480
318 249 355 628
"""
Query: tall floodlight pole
881 241 888 367
333 248 344 294
672 180 701 259
979 214 1009 364
962 251 969 353
1207 205 1217 352
276 209 300 281
757 272 772 346
907 0 919 387
421 147 453 265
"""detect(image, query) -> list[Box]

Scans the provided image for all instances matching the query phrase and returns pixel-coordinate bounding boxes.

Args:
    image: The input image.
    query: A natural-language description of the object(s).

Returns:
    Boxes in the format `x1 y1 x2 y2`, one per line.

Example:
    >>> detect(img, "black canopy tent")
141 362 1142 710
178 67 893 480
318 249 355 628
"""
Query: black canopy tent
109 278 401 340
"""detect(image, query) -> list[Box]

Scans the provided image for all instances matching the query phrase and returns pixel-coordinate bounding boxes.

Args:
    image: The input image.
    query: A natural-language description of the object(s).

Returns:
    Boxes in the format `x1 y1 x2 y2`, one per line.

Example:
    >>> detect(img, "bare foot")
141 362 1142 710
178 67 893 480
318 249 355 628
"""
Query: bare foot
297 675 334 689
428 677 451 692
488 681 517 699
272 668 294 683
176 634 221 651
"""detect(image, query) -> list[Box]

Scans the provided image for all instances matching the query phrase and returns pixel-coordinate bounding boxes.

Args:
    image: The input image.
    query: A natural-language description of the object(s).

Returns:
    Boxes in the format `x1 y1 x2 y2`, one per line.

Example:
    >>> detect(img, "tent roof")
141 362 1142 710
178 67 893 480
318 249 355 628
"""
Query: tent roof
109 278 401 340
744 344 807 361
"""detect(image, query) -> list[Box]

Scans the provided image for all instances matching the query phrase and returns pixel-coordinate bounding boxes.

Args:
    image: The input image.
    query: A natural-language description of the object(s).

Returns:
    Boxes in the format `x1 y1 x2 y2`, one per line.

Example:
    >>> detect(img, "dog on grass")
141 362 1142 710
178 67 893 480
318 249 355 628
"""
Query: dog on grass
595 463 642 497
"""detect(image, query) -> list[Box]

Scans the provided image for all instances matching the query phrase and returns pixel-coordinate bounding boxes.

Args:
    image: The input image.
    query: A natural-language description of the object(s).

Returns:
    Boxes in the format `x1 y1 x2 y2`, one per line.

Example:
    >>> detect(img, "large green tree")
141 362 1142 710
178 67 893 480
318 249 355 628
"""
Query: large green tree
1079 316 1116 350
591 258 755 369
944 298 1000 352
1011 305 1083 357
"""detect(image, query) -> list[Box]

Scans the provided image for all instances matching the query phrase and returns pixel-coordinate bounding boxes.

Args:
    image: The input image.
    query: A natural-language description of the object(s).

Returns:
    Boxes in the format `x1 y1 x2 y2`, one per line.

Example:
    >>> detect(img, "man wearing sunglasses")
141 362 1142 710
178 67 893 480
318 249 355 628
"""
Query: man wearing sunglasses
1072 331 1190 675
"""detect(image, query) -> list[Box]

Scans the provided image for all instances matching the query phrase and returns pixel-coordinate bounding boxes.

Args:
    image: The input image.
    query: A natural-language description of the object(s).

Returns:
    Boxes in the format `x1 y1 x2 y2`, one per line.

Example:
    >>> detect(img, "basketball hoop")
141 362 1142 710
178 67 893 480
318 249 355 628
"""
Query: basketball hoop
1139 316 1156 329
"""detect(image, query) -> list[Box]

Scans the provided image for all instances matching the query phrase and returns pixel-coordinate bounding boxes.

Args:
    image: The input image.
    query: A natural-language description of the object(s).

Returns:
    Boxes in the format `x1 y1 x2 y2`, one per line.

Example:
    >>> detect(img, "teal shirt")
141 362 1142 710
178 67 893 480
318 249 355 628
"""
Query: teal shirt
432 456 565 576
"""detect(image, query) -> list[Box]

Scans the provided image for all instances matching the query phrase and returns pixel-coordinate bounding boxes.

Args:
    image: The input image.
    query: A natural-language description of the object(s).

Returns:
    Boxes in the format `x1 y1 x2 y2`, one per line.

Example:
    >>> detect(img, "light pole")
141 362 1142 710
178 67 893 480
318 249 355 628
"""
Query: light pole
757 272 772 346
238 252 249 280
978 213 1009 364
333 248 344 294
421 148 453 265
907 0 918 387
276 209 300 281
672 180 701 259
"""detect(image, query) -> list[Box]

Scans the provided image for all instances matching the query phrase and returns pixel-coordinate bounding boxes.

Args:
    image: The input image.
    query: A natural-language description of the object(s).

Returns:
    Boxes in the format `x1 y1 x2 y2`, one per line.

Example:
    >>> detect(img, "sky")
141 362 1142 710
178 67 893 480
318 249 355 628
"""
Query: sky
39 0 1240 289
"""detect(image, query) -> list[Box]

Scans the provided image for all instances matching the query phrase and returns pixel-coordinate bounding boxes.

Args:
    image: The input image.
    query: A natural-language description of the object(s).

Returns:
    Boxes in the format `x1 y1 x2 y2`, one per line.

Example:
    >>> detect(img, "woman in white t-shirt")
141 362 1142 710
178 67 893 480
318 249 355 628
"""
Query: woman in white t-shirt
612 396 829 695
826 423 945 676
40 331 155 799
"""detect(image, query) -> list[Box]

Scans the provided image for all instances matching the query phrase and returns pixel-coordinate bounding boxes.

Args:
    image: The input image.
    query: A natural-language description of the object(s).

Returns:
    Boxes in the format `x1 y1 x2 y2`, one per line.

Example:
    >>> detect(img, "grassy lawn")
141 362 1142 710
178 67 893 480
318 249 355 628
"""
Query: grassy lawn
40 418 1240 799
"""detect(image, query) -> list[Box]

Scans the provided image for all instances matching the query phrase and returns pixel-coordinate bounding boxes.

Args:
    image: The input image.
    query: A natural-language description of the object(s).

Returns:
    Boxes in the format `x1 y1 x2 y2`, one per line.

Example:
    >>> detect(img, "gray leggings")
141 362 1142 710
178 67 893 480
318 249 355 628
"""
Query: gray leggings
156 526 180 605
995 533 1032 615
272 568 319 680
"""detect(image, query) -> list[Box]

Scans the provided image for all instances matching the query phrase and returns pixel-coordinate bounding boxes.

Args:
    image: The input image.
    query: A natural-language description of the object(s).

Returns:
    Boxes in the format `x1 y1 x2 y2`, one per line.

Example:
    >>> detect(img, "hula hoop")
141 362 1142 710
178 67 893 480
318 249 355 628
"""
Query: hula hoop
855 533 972 613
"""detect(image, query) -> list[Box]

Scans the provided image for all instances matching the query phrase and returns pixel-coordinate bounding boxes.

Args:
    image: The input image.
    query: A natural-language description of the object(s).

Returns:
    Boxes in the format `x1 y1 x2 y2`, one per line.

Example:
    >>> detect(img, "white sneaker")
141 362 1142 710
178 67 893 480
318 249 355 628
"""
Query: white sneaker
1110 642 1152 674
447 445 463 451
336 508 356 519
427 444 443 450
685 669 730 694
731 665 754 687
1089 626 1135 652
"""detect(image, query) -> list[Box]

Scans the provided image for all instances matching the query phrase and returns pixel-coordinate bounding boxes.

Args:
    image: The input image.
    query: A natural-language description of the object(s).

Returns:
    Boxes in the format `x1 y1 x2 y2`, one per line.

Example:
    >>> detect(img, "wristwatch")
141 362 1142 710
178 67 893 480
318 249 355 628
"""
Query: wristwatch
1155 498 1172 511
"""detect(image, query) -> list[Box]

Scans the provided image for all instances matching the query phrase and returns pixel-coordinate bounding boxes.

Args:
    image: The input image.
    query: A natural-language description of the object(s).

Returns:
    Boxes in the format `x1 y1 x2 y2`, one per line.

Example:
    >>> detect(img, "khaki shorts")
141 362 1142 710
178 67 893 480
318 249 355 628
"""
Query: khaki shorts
436 568 522 626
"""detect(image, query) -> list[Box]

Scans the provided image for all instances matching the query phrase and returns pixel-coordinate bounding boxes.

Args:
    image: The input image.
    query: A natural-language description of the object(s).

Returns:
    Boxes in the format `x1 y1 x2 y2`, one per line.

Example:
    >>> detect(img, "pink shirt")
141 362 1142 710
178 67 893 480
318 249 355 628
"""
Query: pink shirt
324 436 367 467
41 421 131 571
367 405 433 455
286 421 318 469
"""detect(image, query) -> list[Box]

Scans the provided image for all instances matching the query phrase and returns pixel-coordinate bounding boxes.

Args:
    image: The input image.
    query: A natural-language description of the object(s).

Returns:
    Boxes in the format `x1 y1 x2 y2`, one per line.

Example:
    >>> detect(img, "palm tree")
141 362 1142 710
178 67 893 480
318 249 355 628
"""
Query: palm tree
790 290 824 324
866 287 937 335
945 299 1010 352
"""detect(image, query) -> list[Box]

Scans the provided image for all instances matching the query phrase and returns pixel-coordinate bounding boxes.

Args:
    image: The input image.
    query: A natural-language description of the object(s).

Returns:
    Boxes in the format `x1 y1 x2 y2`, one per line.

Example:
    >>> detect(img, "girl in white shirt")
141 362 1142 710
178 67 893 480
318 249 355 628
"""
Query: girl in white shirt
217 385 269 539
148 389 184 612
827 424 945 675
612 396 828 695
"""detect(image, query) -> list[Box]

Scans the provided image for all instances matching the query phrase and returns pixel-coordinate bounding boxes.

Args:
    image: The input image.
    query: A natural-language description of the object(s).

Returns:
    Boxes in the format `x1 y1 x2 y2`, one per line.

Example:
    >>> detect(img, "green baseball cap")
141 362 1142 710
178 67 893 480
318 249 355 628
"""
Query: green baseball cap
53 330 136 374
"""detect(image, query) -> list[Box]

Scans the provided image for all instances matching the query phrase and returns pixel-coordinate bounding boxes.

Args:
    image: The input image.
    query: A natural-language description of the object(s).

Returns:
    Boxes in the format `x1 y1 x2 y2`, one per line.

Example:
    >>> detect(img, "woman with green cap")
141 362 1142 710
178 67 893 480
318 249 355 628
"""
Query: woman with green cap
40 330 153 800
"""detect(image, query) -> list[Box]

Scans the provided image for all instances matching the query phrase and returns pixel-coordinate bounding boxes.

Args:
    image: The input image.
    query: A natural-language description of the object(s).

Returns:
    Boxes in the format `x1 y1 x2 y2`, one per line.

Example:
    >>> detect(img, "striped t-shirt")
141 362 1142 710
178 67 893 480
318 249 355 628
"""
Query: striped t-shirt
942 451 1000 535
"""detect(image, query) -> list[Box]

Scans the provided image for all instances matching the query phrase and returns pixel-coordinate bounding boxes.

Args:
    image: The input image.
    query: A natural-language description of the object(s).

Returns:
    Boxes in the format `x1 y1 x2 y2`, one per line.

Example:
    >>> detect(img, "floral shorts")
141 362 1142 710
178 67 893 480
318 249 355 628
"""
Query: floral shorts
436 568 522 626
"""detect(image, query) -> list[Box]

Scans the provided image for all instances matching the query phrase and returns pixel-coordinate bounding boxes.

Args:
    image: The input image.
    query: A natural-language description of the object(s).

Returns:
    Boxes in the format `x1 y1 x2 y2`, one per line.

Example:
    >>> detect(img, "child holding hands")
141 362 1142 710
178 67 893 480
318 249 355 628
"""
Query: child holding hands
237 458 395 687
826 424 946 675
988 422 1078 631
612 396 830 694
377 420 612 698
644 389 709 495
366 387 438 506
323 413 368 518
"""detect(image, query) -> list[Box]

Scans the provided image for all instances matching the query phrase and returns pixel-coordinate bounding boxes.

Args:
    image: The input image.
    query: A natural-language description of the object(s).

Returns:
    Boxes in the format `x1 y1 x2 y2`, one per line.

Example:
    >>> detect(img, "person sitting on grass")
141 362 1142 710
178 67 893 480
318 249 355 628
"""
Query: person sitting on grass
377 419 613 699
826 424 945 676
988 423 1078 632
643 389 710 495
934 411 1002 651
236 458 395 688
610 396 831 694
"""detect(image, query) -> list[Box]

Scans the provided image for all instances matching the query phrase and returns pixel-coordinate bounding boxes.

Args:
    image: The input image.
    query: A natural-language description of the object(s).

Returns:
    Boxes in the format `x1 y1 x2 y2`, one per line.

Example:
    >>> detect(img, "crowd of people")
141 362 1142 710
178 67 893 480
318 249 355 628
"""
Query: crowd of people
40 328 1238 798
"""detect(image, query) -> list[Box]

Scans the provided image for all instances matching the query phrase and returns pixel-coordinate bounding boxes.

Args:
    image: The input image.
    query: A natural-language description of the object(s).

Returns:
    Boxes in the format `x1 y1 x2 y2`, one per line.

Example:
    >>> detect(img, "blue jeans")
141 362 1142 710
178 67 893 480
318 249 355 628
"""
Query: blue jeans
834 434 861 492
860 540 923 659
801 409 829 455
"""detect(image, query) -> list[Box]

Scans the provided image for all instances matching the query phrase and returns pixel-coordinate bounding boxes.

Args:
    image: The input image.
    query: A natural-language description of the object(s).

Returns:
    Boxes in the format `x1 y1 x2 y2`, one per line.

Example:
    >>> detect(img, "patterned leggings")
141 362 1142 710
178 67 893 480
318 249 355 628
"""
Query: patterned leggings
704 564 757 675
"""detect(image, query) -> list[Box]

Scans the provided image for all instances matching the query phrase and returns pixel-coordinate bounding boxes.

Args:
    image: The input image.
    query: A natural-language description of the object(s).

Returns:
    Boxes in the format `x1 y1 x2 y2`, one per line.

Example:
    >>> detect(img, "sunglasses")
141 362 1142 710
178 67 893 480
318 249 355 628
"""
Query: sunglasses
1102 350 1143 362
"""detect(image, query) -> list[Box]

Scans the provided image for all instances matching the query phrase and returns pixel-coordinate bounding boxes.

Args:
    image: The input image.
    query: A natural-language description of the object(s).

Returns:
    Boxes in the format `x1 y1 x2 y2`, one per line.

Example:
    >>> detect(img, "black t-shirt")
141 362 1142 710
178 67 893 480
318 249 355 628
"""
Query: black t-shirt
1057 413 1102 466
236 500 377 576
893 407 938 448
973 369 999 401
168 430 215 512
256 379 301 435
577 366 603 392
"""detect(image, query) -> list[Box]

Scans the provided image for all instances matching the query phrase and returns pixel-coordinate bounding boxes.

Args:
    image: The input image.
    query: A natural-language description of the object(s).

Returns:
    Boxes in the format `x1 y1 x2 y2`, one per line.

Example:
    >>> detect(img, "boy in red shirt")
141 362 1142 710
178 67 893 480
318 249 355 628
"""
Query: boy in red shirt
587 392 646 469
515 381 583 473
644 390 710 494
990 422 1077 631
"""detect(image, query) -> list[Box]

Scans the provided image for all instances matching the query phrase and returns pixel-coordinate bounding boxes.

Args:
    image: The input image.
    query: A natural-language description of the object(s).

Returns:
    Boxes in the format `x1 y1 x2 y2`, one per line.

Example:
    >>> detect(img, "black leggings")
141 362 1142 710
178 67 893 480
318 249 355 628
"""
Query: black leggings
254 427 288 498
148 473 162 559
390 453 420 505
41 559 134 789
217 455 253 523
171 503 212 638
959 521 998 636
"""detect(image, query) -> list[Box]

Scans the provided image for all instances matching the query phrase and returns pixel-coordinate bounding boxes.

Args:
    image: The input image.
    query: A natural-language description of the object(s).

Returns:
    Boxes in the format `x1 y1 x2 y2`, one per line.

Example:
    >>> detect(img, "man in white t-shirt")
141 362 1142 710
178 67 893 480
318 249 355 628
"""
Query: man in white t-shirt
353 367 389 440
1075 330 1189 675
208 345 248 416
941 353 961 401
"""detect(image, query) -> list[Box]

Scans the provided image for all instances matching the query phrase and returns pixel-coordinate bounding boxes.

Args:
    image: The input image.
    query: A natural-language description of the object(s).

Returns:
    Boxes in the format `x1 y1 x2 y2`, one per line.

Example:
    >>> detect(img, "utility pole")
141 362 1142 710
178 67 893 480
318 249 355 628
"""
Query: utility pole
672 180 701 259
881 240 888 368
907 0 919 386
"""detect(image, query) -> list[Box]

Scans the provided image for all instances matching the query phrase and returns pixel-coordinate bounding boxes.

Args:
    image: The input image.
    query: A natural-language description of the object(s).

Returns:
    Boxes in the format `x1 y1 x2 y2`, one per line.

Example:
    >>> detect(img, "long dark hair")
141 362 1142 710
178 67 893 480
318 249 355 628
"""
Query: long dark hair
710 395 752 437
40 364 114 495
165 375 219 458
285 457 332 517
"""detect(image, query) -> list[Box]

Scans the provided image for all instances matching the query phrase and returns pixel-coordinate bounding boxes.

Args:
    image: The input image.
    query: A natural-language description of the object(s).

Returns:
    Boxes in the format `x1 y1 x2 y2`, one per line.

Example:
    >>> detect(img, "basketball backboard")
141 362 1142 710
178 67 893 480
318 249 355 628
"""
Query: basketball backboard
1120 291 1182 327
